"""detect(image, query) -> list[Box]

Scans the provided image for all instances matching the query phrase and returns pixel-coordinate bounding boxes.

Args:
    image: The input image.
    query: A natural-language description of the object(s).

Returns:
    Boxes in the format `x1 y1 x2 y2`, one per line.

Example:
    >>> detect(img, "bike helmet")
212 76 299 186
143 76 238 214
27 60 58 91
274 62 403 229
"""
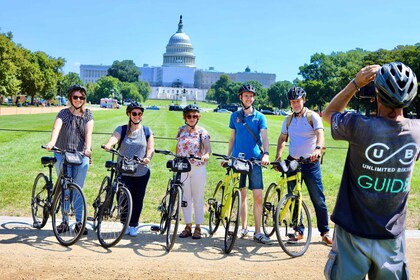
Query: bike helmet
374 62 418 108
67 84 86 98
287 86 306 100
183 104 200 114
126 101 144 115
238 84 256 95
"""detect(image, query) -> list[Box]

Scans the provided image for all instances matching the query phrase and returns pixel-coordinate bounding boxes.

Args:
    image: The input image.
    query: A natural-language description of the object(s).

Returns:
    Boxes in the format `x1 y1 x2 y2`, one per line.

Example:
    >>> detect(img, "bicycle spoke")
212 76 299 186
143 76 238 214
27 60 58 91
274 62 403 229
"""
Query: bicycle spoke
262 182 281 237
166 186 181 252
31 173 50 229
208 181 224 235
224 190 241 254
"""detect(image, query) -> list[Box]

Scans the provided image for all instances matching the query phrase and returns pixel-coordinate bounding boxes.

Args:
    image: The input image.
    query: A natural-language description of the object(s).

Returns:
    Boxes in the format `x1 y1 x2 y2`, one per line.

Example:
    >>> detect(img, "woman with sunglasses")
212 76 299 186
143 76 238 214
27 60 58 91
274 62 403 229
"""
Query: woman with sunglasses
45 84 94 235
103 101 154 237
176 104 211 239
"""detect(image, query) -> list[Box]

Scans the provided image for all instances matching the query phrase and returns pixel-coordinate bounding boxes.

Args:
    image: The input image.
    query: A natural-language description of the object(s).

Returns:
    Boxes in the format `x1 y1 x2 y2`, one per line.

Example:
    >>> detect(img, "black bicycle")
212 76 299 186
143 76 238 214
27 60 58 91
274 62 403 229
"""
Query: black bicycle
155 149 201 252
88 146 139 248
31 146 87 246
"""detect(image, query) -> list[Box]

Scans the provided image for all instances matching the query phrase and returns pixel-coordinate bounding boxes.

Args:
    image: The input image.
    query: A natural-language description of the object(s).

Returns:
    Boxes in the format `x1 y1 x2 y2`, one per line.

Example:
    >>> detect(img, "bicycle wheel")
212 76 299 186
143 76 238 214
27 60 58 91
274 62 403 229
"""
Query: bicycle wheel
158 179 171 234
262 182 281 237
165 185 182 252
275 195 312 257
91 176 110 229
97 184 132 248
51 182 87 246
224 189 241 254
31 173 50 229
208 180 224 235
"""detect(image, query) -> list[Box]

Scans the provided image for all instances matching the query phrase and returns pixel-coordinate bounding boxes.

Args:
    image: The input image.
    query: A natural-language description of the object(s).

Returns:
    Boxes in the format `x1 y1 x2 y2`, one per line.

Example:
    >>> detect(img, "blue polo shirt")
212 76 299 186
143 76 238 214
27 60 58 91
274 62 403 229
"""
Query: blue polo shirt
229 109 267 160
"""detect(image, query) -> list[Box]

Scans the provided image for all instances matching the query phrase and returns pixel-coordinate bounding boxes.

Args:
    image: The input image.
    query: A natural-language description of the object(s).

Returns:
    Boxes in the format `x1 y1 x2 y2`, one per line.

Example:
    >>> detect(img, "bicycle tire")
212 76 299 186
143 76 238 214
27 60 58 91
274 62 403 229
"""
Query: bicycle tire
51 182 87 246
158 179 171 234
31 173 50 229
275 195 312 257
97 184 132 248
208 180 224 235
262 182 281 237
91 176 110 230
165 185 182 252
224 189 241 254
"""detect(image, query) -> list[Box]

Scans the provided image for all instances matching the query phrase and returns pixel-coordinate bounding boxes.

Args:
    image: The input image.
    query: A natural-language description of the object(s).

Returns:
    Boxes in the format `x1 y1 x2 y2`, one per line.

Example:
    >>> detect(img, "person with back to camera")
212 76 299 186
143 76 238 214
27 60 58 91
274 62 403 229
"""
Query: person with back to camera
275 86 333 246
226 83 271 244
176 104 211 239
103 101 154 237
45 84 94 235
322 62 420 279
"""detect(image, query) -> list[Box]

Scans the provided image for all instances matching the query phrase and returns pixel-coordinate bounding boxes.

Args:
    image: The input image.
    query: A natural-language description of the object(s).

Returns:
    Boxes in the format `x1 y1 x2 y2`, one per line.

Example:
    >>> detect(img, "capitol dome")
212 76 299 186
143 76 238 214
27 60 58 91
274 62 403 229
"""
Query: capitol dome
163 15 196 67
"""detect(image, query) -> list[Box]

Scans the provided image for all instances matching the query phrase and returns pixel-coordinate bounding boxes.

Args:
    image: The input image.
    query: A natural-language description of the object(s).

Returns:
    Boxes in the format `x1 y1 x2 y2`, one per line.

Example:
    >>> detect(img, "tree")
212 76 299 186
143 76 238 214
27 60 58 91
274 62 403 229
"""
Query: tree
107 60 141 83
92 76 121 104
0 32 21 97
121 82 142 103
211 74 232 104
267 81 292 109
134 80 151 102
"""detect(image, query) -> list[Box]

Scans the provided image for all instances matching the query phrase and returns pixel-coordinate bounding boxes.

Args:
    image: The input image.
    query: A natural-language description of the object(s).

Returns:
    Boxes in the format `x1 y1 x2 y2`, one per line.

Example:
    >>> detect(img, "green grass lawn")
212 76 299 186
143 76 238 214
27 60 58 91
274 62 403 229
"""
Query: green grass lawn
1 103 419 230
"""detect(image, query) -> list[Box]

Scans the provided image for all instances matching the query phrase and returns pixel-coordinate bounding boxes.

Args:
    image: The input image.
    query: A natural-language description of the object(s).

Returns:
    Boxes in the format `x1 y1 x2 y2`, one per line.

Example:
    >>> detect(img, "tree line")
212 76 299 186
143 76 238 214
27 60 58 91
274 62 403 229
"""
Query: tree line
207 45 420 117
1 30 418 116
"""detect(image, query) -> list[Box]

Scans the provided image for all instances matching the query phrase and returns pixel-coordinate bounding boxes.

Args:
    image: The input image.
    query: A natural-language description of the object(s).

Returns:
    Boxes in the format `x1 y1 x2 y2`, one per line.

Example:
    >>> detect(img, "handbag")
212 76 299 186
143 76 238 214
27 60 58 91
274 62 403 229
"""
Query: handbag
64 152 83 166
119 157 139 174
232 159 252 175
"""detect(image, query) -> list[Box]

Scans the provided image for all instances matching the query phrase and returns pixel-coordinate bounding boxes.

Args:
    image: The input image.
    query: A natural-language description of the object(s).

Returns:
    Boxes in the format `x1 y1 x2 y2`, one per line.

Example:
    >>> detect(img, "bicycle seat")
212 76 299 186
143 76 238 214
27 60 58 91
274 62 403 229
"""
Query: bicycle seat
105 160 118 169
41 156 57 165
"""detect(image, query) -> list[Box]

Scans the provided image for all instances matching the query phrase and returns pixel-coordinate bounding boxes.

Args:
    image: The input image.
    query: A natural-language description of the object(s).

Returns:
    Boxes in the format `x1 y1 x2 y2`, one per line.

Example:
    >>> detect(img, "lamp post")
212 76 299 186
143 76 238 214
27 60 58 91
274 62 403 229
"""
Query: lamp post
58 81 62 106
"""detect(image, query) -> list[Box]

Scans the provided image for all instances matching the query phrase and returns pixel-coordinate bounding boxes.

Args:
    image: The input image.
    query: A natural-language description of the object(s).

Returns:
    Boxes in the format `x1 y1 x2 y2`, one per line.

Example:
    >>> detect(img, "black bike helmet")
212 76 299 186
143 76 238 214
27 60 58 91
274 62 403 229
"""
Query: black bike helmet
183 104 200 114
374 62 418 109
287 86 306 100
126 101 144 115
238 84 256 95
67 84 86 98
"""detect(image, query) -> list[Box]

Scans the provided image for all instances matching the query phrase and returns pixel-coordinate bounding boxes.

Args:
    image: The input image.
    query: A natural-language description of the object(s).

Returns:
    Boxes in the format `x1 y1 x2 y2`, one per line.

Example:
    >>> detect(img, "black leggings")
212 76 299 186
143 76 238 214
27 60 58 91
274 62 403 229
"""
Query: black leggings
121 171 150 227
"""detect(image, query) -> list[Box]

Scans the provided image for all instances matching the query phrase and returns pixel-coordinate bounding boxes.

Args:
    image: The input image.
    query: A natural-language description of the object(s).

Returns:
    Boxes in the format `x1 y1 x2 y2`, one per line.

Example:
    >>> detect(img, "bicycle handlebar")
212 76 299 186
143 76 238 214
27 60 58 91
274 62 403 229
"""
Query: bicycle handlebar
155 149 202 161
41 145 83 156
212 153 266 167
101 145 144 164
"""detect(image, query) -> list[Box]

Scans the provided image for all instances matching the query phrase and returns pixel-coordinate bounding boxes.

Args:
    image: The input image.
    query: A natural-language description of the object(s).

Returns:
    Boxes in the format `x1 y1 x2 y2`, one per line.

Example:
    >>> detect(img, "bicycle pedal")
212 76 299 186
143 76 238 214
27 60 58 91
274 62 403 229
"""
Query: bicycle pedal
87 217 95 222
150 225 160 232
181 201 188 207
264 202 273 210
207 198 215 205
33 222 41 228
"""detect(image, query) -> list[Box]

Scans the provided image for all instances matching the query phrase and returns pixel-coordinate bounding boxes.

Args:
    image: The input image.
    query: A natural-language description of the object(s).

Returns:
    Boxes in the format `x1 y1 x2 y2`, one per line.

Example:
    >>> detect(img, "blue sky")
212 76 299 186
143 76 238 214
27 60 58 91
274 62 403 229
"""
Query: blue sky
1 0 419 82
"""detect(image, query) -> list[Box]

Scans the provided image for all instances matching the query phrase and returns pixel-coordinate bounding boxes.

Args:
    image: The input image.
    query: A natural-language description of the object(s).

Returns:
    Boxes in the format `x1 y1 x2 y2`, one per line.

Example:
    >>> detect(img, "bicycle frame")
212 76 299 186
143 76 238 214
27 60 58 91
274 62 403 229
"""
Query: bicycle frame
219 168 240 222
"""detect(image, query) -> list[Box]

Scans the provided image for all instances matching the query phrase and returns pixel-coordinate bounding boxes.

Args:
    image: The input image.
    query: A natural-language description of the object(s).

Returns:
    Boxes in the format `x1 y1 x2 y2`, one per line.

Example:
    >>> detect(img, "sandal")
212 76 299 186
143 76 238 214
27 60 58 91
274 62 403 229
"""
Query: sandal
192 227 201 239
179 225 192 238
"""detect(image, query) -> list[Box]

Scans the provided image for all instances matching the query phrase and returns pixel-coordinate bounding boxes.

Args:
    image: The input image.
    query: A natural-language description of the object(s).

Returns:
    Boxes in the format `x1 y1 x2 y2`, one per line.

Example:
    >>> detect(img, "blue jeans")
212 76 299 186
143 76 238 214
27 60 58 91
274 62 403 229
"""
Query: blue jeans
288 160 330 235
54 152 89 222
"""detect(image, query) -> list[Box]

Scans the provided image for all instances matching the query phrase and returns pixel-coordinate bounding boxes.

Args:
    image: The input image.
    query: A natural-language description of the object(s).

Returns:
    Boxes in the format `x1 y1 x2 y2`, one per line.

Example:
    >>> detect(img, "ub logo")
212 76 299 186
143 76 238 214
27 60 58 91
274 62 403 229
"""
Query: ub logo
365 143 418 165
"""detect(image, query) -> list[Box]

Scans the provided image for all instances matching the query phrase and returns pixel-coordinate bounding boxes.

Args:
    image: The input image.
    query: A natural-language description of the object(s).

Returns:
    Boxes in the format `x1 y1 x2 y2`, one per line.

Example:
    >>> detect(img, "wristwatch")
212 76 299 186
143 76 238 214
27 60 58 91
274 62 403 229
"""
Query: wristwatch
315 146 321 150
263 151 269 155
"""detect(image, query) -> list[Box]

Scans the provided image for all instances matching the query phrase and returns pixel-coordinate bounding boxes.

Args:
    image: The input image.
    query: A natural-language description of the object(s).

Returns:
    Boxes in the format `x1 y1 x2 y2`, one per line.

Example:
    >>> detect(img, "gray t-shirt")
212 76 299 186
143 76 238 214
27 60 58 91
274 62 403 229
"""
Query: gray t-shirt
331 112 420 239
115 125 151 177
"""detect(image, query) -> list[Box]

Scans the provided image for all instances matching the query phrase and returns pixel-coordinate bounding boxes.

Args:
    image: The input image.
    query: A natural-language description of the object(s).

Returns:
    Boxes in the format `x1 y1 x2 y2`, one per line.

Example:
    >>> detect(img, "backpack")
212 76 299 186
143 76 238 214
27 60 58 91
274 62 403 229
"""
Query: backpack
285 110 313 142
116 124 151 150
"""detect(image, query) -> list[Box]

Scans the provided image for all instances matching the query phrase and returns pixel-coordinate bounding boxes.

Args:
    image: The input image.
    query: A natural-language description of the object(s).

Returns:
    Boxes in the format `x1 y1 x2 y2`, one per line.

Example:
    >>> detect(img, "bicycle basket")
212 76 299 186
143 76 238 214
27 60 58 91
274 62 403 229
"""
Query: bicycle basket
232 159 252 174
119 157 139 174
166 157 191 173
64 152 83 166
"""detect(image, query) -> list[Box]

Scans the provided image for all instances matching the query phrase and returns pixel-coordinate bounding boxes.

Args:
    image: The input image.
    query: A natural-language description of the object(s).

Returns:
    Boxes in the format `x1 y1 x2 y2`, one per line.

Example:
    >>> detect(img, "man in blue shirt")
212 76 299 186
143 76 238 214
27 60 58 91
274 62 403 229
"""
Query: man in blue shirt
227 84 270 244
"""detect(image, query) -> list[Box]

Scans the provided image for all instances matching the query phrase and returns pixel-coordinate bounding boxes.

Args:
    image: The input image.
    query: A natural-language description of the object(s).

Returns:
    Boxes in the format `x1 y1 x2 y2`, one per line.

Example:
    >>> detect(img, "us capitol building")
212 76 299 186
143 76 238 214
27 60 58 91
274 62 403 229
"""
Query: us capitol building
80 16 276 102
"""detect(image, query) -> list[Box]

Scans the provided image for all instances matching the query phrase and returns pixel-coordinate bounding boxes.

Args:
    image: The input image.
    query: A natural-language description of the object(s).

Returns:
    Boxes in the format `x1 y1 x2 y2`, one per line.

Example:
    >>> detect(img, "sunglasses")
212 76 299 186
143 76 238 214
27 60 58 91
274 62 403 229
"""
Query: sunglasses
72 95 86 101
131 111 143 117
186 114 198 119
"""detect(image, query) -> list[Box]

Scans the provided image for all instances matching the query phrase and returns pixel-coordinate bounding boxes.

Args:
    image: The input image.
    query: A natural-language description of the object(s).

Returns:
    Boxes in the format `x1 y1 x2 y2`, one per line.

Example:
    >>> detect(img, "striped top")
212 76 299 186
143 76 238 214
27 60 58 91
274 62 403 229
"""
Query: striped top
55 108 93 152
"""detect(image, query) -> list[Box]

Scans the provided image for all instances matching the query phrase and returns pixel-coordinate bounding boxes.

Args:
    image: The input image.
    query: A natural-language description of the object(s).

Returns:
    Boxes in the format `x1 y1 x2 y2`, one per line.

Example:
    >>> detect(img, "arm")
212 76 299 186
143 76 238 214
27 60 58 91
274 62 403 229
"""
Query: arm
103 131 120 151
143 134 154 164
311 129 324 162
260 128 269 165
322 65 381 124
275 133 287 161
84 119 94 158
46 117 63 150
201 136 211 163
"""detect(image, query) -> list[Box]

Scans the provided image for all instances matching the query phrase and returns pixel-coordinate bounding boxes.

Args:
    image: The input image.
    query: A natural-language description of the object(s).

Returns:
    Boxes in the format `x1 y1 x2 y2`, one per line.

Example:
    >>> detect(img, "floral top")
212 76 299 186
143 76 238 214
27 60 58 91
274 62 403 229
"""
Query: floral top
176 125 210 167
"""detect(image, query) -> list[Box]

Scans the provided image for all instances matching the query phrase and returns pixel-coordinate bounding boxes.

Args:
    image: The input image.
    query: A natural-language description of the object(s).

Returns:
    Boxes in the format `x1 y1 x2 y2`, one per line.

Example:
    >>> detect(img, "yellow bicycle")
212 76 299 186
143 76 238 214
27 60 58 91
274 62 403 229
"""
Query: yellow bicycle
208 153 255 254
263 158 313 257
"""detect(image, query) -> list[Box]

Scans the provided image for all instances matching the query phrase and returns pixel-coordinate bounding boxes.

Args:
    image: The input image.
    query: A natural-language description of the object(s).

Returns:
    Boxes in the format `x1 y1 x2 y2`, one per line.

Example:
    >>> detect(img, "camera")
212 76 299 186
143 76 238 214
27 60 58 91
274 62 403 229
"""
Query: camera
356 81 376 99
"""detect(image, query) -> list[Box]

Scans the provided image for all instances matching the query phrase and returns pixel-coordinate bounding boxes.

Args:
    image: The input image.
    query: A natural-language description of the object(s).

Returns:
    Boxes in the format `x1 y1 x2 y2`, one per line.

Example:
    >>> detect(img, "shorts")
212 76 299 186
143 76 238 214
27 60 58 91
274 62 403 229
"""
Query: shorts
239 164 263 190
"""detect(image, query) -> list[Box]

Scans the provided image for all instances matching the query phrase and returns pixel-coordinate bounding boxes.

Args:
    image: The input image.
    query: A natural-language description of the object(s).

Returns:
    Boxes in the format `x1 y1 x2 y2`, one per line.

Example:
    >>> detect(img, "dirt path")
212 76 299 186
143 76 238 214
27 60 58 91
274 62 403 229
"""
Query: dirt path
1 217 419 280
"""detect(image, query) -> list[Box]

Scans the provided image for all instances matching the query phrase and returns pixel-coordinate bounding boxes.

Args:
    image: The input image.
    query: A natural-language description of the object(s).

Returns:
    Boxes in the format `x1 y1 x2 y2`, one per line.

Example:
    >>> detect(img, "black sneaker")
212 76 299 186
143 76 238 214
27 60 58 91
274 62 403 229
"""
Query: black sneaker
57 221 69 234
74 222 88 235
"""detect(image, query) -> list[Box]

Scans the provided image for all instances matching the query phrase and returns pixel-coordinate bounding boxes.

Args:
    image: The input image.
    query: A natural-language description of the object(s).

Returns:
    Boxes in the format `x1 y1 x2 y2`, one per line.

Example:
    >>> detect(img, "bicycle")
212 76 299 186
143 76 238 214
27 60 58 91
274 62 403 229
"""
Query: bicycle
271 157 313 257
88 146 138 248
31 146 87 246
208 153 261 254
155 149 201 252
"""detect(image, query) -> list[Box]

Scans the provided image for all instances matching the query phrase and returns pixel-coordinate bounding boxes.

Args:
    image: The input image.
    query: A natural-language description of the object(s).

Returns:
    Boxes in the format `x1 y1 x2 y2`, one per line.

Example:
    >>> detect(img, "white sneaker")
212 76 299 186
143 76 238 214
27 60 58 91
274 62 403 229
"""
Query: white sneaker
125 226 138 237
254 232 270 244
240 228 249 238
